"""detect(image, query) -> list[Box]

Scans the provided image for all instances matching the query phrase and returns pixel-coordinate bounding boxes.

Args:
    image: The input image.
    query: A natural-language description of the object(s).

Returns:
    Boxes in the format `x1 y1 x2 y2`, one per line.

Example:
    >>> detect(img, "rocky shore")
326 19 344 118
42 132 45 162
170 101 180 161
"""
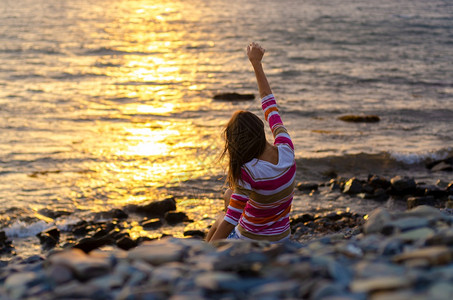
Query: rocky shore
1 174 452 299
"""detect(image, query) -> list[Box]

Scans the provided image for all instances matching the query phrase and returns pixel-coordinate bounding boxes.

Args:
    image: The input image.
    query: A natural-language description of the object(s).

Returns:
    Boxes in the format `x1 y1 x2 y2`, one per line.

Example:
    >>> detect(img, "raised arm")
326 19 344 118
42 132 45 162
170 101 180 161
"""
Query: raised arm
248 42 294 150
247 42 272 98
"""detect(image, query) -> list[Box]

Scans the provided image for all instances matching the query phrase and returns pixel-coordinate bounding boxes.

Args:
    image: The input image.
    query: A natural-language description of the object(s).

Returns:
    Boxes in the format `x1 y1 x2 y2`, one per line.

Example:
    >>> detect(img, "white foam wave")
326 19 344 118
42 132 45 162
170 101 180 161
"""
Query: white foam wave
390 148 452 165
3 220 54 238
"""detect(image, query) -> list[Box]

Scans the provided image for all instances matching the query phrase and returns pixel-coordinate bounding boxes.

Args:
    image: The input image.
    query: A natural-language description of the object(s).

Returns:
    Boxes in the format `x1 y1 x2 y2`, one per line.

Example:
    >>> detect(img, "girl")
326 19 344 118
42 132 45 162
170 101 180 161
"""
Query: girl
206 42 296 243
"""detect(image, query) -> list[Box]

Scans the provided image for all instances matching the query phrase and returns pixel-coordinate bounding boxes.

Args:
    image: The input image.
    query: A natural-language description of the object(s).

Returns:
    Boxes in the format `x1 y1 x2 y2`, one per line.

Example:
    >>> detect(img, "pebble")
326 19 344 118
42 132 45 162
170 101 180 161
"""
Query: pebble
2 204 453 299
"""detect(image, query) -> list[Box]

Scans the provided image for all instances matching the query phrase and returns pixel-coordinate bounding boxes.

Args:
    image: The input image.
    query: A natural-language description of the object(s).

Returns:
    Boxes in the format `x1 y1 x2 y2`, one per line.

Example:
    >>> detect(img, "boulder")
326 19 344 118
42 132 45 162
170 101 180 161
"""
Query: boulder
343 178 363 194
127 197 177 217
164 212 190 225
141 218 163 229
296 182 319 192
390 176 416 195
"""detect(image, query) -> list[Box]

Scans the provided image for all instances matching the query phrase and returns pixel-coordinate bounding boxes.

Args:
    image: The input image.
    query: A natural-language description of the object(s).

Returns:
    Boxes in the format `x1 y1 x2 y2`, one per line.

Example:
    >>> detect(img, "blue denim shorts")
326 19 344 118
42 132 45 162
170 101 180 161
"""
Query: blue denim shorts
227 228 240 239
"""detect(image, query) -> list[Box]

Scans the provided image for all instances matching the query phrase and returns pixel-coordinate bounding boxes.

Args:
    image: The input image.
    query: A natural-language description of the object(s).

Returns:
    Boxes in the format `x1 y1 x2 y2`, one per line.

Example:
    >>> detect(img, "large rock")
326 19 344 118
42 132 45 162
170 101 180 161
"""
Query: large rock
393 246 453 266
343 178 363 194
338 115 380 123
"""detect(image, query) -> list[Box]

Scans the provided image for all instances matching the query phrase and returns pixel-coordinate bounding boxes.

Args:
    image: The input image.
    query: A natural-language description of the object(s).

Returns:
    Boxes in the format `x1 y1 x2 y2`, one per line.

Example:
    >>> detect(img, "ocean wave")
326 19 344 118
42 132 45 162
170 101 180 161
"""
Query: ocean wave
3 220 53 238
389 148 453 165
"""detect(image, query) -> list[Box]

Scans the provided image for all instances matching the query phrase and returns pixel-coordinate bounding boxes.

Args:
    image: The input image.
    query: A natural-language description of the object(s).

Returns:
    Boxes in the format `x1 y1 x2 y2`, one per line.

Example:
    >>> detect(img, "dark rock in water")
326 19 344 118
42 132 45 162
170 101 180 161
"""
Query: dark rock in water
73 236 114 253
291 213 315 225
447 182 453 195
164 211 190 225
184 230 205 239
0 230 15 255
426 156 453 171
94 208 128 220
297 182 319 192
417 184 447 198
407 196 438 209
127 197 177 217
141 218 163 230
116 236 137 250
213 92 255 101
37 208 72 219
338 115 380 123
390 176 416 195
343 178 363 194
36 227 60 249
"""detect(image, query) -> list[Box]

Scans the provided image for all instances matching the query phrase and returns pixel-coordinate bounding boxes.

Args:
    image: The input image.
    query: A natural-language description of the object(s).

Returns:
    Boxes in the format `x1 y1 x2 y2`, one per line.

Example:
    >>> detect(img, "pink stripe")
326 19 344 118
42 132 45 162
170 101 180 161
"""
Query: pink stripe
241 168 255 185
225 208 242 222
231 194 248 202
245 199 292 218
261 99 276 110
275 136 294 149
252 164 296 190
268 114 282 130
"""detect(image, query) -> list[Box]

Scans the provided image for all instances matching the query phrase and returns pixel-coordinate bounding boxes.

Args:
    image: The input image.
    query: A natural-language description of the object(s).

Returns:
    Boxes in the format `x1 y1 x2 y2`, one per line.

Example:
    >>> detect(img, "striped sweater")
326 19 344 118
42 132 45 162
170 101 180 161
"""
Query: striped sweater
224 94 296 242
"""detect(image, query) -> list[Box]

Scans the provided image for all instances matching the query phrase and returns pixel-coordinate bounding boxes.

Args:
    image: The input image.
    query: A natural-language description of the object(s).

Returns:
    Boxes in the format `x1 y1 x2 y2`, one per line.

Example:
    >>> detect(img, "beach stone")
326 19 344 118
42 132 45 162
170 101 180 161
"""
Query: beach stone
419 184 447 198
407 196 437 209
48 248 112 280
195 271 240 290
164 211 189 225
343 178 363 194
0 231 15 254
350 276 411 293
363 208 391 235
37 208 72 219
311 283 349 300
338 115 380 123
249 280 301 299
386 217 430 232
446 182 453 195
397 227 435 242
94 208 128 220
52 281 111 299
393 246 453 266
405 205 443 219
127 239 185 265
213 92 254 101
390 176 416 195
45 263 73 285
297 181 319 192
368 175 391 189
427 281 453 300
141 218 163 229
4 272 43 299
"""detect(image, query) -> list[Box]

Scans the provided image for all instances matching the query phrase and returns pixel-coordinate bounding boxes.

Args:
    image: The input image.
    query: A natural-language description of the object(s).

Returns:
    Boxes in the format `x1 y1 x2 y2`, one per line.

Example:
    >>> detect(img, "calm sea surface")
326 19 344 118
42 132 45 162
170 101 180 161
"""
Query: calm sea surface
1 0 452 252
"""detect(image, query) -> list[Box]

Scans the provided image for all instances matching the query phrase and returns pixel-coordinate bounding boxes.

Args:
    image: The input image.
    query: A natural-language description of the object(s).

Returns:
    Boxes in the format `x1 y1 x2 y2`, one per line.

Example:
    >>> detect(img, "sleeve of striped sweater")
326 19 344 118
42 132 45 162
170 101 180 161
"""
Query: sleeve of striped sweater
261 94 294 150
224 183 250 226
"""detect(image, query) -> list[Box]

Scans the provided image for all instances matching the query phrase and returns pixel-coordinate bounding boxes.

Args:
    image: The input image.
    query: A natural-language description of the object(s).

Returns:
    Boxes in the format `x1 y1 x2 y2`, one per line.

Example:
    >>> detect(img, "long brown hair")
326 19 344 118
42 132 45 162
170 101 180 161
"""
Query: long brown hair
220 110 267 188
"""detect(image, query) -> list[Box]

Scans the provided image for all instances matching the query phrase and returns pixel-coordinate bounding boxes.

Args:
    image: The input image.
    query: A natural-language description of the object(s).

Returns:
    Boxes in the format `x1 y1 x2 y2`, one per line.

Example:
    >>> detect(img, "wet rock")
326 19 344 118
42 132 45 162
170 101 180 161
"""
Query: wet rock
37 208 72 219
94 208 128 220
343 178 363 194
213 92 254 101
297 181 319 192
36 226 60 249
390 176 416 195
183 230 205 239
127 197 177 217
164 211 190 225
0 231 15 255
338 115 380 123
368 175 391 189
447 181 453 195
48 248 112 280
141 218 163 229
397 227 435 242
427 157 453 172
73 236 114 253
116 236 137 250
127 239 185 265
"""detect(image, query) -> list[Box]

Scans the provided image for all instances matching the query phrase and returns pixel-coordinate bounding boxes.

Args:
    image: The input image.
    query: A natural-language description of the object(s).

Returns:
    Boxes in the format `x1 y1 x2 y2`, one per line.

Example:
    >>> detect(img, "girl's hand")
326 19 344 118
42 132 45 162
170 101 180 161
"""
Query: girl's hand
247 42 265 64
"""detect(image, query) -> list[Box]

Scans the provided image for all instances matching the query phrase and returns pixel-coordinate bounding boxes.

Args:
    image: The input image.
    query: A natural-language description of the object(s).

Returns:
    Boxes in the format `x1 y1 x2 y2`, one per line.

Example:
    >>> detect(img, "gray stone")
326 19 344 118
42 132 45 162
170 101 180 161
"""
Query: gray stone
407 196 437 209
45 264 73 285
4 272 41 299
405 205 443 218
195 272 240 290
350 276 411 293
48 248 112 280
393 246 453 266
249 280 300 299
363 208 391 235
127 239 185 265
397 227 435 242
427 281 453 300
